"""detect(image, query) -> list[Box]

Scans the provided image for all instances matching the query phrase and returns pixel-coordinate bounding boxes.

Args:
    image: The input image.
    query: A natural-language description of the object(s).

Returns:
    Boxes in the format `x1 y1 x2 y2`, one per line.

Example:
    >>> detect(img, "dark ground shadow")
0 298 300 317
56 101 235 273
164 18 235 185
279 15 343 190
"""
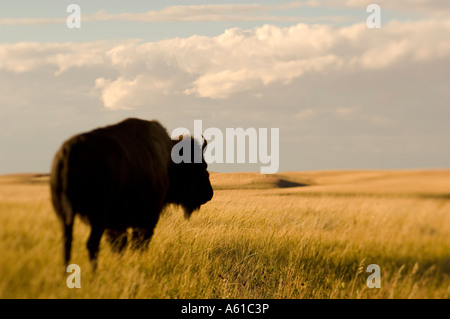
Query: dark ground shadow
276 179 309 188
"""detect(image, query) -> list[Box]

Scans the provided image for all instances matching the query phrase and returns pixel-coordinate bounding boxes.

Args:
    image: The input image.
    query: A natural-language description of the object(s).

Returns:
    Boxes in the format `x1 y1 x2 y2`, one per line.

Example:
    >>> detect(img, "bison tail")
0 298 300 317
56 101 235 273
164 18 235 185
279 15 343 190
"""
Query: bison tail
50 145 75 227
50 144 76 268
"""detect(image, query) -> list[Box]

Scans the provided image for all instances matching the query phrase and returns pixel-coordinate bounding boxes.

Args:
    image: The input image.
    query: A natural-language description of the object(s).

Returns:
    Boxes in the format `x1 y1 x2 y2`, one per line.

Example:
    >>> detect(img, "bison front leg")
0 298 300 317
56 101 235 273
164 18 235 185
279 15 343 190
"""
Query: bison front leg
63 223 73 270
130 228 153 251
106 229 128 253
86 226 104 271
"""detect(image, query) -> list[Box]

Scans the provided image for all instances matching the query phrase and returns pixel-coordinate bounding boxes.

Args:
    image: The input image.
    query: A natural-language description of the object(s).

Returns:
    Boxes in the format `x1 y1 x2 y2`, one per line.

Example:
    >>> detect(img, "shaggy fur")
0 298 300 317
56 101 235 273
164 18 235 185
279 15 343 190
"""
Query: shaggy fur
50 118 213 270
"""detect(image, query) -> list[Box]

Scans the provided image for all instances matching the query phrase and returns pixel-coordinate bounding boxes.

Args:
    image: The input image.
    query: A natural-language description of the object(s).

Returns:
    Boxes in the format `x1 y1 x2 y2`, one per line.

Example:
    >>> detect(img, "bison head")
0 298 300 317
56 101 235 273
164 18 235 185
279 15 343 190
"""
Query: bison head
167 136 214 218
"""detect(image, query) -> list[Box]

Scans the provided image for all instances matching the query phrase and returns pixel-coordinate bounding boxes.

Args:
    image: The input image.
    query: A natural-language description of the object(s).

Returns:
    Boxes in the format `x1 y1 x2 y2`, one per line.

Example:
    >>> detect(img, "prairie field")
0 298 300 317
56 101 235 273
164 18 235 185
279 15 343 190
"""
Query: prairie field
0 170 449 299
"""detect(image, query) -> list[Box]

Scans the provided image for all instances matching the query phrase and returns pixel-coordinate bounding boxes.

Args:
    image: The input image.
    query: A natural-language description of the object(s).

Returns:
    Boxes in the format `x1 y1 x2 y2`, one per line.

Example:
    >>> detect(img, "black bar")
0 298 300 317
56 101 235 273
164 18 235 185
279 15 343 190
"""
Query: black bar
1 299 447 318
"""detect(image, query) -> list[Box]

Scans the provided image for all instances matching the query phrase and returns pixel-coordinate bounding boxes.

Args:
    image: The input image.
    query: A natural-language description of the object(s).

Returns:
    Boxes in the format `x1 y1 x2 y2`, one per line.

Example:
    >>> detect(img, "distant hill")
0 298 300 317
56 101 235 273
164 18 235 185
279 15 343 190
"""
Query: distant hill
2 169 450 196
210 170 450 196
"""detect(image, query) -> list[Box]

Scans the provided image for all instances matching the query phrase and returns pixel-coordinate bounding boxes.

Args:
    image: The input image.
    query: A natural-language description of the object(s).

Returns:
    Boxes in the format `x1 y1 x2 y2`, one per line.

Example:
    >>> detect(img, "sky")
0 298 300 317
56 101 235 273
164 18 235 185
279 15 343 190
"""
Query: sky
0 0 449 174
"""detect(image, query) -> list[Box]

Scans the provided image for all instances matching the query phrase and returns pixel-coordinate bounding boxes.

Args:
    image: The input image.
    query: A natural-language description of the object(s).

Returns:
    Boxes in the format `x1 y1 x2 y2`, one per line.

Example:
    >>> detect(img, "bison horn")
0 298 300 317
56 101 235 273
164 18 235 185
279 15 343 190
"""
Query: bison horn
202 135 207 152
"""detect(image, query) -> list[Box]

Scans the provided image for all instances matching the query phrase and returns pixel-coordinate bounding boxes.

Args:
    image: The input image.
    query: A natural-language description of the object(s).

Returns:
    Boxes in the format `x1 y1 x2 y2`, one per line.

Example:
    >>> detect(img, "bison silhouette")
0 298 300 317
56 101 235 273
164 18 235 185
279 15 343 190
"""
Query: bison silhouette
50 118 213 270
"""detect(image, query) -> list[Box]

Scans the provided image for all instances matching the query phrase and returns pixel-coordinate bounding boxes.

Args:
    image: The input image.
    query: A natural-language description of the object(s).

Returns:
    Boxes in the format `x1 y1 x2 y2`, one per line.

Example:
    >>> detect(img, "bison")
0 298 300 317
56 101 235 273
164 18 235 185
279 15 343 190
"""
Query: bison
50 118 213 270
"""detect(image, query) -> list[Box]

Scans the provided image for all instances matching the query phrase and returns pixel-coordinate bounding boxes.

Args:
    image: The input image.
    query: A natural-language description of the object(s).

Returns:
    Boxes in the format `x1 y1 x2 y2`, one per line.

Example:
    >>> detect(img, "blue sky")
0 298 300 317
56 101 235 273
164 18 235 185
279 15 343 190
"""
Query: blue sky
0 1 449 174
0 1 369 42
0 0 424 43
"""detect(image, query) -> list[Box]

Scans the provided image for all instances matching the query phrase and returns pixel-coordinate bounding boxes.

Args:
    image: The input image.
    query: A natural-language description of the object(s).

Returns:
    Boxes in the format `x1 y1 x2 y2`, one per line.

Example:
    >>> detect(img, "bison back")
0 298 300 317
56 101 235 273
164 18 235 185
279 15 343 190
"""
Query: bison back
50 119 172 229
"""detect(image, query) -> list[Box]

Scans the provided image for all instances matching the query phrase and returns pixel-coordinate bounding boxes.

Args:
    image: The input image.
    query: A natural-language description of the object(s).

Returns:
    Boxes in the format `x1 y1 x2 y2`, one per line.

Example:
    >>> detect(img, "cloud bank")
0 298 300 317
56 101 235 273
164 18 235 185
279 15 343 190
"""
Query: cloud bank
3 19 449 109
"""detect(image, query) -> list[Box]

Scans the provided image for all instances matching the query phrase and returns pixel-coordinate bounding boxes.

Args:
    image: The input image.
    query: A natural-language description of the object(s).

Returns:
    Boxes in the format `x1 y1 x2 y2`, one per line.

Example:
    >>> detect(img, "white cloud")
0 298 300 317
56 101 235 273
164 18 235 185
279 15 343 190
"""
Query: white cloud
92 2 321 22
325 0 450 17
95 75 175 109
0 17 66 26
296 108 315 120
0 42 111 74
185 54 341 99
335 107 356 115
0 2 338 26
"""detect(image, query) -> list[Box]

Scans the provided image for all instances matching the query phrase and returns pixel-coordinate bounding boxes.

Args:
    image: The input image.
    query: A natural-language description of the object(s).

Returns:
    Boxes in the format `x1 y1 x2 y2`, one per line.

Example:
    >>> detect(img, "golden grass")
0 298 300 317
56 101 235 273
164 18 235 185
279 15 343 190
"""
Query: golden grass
0 170 449 298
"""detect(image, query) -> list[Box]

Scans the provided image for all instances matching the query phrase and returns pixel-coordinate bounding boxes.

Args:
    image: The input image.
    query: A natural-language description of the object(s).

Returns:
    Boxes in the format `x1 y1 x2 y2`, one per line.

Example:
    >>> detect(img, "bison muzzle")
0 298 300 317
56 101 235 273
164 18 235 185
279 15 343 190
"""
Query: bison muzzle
50 118 213 271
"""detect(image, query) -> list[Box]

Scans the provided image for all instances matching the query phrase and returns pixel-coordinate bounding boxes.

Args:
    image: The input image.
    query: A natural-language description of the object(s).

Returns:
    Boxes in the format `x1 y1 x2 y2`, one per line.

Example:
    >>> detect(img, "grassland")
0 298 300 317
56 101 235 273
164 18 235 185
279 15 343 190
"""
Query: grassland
0 170 449 298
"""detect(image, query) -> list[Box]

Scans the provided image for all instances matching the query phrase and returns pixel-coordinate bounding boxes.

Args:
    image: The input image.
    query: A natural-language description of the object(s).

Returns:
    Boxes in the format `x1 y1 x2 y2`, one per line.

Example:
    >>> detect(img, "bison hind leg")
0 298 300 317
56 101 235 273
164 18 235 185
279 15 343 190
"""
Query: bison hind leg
130 228 154 251
106 229 128 253
86 225 104 272
63 223 73 271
